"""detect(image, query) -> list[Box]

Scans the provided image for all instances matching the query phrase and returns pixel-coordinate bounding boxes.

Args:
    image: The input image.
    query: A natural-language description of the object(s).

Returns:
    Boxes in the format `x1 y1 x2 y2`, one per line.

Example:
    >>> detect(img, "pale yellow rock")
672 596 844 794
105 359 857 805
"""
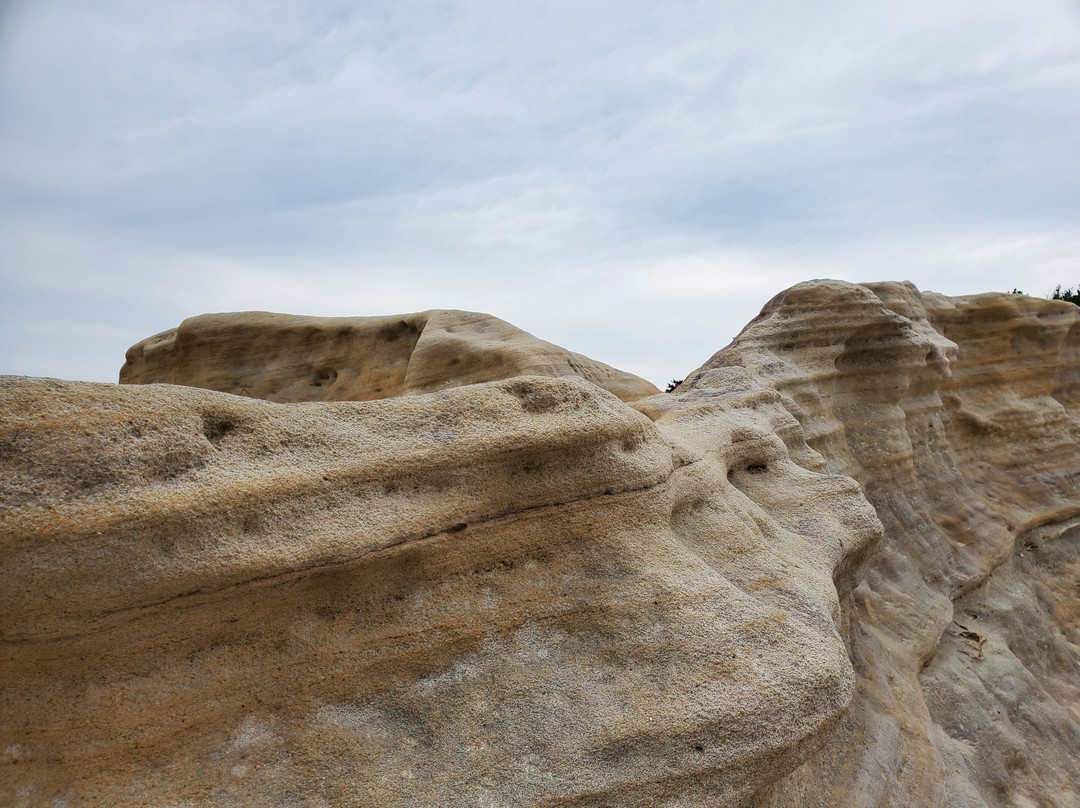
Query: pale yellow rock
697 280 1080 808
119 309 660 403
5 283 1079 807
0 370 878 807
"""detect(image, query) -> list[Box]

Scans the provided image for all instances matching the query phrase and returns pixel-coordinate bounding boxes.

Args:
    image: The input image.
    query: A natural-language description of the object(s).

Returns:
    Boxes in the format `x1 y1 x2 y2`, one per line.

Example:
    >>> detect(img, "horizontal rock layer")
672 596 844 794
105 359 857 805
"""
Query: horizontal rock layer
696 281 1080 808
120 309 659 403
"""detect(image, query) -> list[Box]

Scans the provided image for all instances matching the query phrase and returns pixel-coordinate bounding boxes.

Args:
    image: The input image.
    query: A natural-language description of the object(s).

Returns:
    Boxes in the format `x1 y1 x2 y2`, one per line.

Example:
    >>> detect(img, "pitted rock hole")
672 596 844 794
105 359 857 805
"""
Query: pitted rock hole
201 413 238 445
311 367 338 388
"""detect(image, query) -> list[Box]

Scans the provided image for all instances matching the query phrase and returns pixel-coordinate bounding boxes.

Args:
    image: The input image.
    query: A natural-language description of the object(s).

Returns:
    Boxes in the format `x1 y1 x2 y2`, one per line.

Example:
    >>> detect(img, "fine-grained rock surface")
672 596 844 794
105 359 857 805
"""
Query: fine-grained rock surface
2 281 1079 807
695 281 1080 808
1 372 878 807
120 309 660 403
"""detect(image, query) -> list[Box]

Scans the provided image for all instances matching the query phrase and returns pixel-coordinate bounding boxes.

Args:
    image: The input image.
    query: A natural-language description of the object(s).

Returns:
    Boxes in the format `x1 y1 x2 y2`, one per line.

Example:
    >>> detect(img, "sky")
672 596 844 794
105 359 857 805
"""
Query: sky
2 0 1079 388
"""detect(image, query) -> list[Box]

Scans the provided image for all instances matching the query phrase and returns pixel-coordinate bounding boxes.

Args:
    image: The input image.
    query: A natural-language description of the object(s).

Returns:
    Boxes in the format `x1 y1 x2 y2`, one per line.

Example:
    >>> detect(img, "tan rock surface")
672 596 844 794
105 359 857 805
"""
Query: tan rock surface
119 309 659 403
1 370 877 807
696 281 1080 808
5 282 1079 807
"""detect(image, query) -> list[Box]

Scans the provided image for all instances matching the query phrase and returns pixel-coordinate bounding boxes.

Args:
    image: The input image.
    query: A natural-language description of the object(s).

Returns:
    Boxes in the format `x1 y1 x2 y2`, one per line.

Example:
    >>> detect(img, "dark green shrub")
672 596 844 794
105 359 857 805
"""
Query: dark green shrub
1051 285 1080 305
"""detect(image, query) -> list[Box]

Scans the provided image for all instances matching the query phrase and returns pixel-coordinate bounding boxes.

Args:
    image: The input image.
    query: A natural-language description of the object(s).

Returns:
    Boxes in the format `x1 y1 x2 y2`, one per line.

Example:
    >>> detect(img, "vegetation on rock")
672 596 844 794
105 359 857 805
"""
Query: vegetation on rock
1051 284 1080 305
1008 285 1079 304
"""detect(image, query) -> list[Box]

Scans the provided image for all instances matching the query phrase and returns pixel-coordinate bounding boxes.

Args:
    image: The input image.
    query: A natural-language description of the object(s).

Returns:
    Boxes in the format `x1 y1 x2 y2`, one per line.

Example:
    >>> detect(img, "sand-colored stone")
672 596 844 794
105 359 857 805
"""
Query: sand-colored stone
696 280 1080 808
1 368 878 807
3 281 1079 807
119 309 659 403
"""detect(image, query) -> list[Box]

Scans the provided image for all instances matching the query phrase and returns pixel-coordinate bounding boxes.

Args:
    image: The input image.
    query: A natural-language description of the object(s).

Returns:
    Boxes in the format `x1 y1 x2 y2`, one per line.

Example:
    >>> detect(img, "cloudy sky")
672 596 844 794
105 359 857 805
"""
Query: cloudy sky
2 0 1079 387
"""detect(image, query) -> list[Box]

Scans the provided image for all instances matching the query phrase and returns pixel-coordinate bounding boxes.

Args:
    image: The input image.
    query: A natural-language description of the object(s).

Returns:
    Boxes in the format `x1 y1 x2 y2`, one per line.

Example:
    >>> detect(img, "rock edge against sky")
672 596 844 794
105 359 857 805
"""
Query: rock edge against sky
2 280 1078 807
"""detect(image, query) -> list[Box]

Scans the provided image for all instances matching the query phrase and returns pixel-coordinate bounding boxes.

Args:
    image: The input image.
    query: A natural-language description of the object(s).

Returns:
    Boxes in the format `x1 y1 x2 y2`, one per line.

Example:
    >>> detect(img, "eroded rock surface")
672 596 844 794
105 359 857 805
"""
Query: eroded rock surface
696 281 1080 808
120 309 659 403
3 282 1079 807
1 371 877 807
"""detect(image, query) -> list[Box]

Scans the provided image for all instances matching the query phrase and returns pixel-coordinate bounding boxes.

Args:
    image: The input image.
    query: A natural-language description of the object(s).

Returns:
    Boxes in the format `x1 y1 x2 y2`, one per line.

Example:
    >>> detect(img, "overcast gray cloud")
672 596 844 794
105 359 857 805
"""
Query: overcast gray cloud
2 0 1079 386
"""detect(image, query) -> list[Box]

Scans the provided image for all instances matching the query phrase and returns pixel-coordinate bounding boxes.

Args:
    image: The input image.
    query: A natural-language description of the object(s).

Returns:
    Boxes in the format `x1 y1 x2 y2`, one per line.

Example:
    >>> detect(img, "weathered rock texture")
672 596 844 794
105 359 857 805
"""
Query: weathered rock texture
1 371 878 807
120 310 659 403
2 282 1078 807
696 281 1080 808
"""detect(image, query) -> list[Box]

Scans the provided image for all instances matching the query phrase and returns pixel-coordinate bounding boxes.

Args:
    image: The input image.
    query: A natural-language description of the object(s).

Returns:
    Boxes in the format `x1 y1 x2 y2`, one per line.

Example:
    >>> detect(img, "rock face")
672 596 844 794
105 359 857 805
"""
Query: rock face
2 282 1078 807
119 309 660 403
1 372 878 807
695 281 1080 807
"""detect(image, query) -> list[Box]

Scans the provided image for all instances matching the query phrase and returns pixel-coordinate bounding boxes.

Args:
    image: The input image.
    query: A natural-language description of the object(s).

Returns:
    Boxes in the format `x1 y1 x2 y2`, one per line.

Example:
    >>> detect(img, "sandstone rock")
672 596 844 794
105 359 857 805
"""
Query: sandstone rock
119 310 659 403
0 369 878 807
696 280 1080 808
4 281 1079 807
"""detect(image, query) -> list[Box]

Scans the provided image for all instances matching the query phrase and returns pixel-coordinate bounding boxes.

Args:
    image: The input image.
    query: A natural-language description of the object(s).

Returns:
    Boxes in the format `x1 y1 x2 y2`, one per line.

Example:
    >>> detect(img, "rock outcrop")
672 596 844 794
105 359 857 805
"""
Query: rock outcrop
119 309 660 403
696 281 1080 807
1 371 878 807
2 282 1078 807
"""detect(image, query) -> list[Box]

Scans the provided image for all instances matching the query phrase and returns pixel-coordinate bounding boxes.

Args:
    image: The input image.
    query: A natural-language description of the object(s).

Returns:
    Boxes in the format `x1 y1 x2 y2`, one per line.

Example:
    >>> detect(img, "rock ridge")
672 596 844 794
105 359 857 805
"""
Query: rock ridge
697 280 1080 808
2 280 1078 807
120 309 659 404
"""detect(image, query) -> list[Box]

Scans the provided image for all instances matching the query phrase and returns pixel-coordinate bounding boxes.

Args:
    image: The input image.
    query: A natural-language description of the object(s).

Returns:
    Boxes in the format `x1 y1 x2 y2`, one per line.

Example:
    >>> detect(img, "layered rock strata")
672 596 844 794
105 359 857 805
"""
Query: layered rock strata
1 370 878 807
695 281 1080 808
119 309 659 403
3 281 1078 807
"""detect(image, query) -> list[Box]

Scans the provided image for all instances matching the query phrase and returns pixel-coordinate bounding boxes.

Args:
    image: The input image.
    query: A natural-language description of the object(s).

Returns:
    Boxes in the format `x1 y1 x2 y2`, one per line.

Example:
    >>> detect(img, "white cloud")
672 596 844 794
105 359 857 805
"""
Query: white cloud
632 250 809 297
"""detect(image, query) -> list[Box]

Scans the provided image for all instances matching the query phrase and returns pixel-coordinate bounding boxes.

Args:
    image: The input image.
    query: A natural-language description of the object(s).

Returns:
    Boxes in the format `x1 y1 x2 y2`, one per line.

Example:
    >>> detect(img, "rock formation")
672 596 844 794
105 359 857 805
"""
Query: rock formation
119 309 660 404
2 282 1078 807
696 281 1080 807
